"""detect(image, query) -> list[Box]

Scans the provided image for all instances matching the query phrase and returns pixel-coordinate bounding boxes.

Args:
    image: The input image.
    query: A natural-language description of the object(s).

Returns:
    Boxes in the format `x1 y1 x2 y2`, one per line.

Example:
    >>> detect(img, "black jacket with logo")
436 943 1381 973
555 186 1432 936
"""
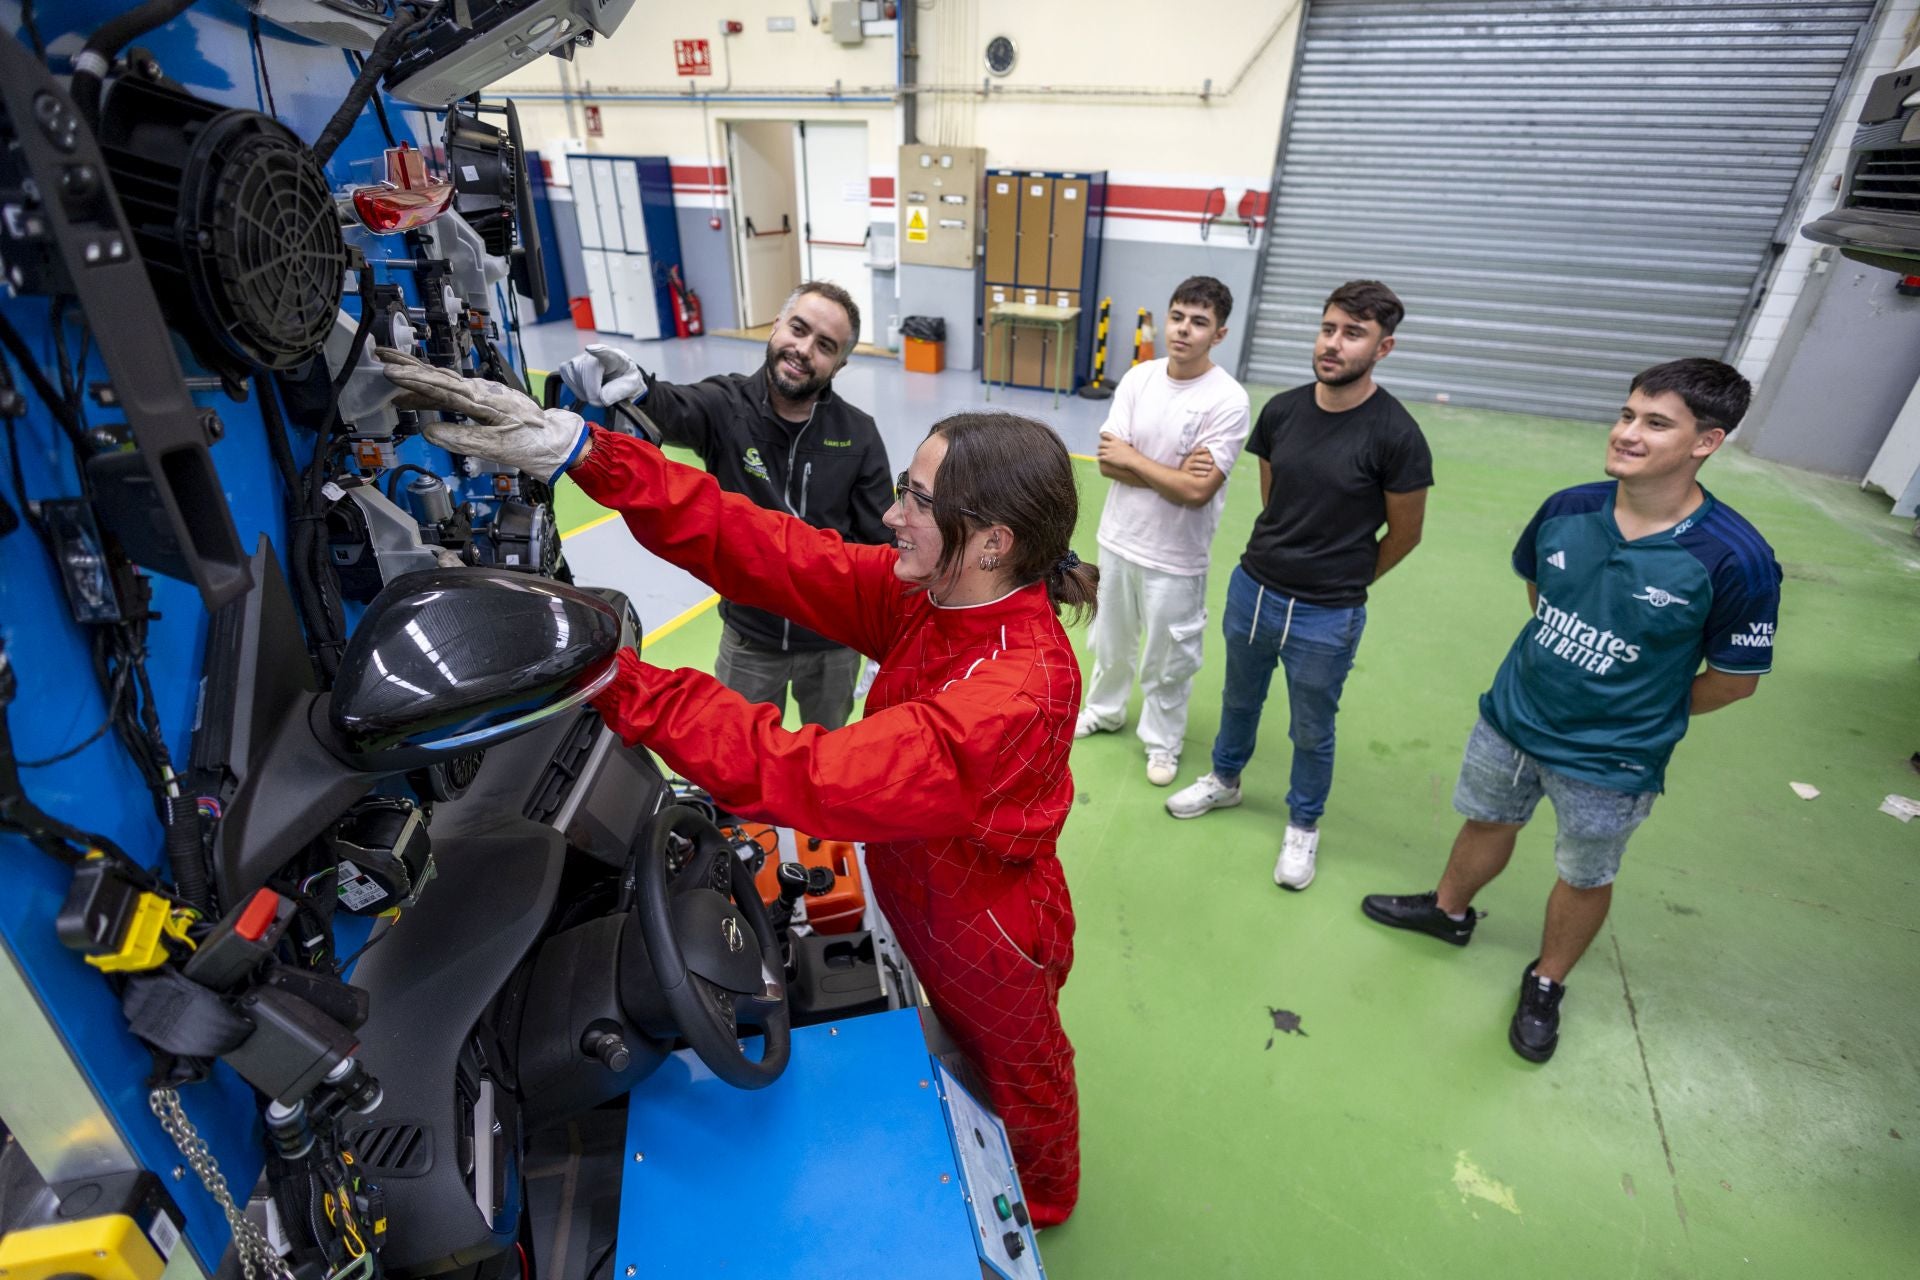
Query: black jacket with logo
638 368 893 652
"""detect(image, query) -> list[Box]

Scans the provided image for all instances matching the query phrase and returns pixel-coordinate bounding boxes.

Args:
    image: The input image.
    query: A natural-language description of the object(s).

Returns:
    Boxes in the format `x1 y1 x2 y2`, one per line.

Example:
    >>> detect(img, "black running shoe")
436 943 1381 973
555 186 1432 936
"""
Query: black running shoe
1359 890 1477 946
1509 960 1565 1063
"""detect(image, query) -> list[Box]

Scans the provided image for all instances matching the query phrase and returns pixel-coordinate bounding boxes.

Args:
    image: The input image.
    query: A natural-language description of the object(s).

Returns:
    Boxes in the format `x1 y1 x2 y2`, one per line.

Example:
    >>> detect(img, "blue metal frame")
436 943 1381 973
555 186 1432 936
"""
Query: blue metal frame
0 4 505 1269
616 1011 989 1279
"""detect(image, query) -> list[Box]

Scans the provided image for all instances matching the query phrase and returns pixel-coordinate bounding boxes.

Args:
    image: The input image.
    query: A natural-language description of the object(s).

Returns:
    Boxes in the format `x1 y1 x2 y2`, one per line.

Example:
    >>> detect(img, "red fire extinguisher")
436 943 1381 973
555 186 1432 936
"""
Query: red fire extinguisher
666 268 690 339
669 265 704 338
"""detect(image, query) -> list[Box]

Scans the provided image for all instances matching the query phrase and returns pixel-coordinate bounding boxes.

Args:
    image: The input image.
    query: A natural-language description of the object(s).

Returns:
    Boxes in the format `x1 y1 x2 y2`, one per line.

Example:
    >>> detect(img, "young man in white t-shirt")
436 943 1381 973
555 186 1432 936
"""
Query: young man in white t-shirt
1077 277 1253 785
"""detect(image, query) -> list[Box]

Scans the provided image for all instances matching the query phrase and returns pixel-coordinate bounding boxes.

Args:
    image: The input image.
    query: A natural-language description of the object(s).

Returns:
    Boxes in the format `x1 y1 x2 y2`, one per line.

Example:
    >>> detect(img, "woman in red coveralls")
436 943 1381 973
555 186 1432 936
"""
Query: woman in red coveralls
381 350 1097 1227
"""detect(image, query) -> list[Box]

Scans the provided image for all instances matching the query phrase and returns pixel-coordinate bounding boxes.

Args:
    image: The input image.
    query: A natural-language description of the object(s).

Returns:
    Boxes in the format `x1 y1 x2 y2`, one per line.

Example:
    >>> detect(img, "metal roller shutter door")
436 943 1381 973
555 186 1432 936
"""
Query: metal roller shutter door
1242 0 1878 419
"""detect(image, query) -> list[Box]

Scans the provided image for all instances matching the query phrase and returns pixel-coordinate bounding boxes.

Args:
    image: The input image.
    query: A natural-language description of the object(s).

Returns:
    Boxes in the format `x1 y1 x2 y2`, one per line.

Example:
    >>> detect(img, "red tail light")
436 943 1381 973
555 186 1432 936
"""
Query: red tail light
348 142 454 234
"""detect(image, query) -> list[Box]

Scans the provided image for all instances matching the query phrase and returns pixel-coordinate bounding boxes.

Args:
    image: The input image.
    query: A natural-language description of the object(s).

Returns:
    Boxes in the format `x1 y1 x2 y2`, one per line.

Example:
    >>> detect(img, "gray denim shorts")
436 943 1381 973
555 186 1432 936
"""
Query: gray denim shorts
1452 717 1657 889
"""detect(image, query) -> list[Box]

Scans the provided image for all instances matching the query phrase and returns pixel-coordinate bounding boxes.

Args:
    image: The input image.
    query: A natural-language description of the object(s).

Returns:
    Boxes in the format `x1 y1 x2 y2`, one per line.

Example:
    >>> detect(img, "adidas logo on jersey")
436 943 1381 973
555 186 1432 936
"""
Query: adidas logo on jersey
1546 550 1566 570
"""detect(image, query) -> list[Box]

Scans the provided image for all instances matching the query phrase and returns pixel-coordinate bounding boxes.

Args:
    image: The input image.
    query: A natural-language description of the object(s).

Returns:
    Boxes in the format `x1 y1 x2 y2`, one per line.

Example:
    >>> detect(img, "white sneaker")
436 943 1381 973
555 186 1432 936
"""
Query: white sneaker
1274 824 1319 890
1145 751 1179 786
1074 710 1117 740
1165 771 1242 819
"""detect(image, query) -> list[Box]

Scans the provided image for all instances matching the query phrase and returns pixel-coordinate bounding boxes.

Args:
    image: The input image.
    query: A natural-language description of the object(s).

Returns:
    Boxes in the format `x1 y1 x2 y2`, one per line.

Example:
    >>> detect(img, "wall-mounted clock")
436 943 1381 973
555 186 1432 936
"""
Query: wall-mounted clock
984 35 1017 77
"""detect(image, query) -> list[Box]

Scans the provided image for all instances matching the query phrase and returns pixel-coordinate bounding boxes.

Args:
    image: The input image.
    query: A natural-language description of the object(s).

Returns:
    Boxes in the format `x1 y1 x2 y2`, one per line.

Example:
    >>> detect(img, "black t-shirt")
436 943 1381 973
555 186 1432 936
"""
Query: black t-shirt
1240 383 1434 607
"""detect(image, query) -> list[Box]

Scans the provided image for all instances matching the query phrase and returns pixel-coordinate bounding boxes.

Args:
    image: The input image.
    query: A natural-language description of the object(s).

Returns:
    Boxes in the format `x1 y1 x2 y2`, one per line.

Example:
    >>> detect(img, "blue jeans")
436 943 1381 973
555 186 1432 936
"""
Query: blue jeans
1452 717 1657 889
1211 565 1367 828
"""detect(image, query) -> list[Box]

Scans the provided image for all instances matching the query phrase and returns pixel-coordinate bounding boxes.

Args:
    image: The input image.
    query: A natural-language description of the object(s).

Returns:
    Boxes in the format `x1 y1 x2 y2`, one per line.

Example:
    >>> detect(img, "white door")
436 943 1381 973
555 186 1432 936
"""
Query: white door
795 121 872 345
727 121 801 328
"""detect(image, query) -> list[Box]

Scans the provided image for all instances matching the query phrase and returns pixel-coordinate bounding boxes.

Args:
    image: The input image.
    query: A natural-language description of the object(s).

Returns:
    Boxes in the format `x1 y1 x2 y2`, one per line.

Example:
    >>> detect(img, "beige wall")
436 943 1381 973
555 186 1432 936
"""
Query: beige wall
917 0 1299 182
497 0 1305 202
497 1 902 175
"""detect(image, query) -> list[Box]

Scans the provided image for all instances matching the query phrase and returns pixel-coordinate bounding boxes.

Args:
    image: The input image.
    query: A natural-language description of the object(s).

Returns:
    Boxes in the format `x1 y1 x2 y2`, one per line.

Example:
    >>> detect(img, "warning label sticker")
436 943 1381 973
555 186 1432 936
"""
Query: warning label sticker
337 860 389 912
906 207 928 243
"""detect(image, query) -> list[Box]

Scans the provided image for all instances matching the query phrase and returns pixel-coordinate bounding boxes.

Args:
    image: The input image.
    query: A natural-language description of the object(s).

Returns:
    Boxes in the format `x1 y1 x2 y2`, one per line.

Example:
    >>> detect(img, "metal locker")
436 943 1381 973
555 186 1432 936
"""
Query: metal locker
580 248 616 332
569 157 603 250
1049 179 1089 292
1046 290 1080 390
590 159 626 252
614 253 659 340
983 284 1015 385
613 160 650 255
1015 176 1053 288
984 174 1019 283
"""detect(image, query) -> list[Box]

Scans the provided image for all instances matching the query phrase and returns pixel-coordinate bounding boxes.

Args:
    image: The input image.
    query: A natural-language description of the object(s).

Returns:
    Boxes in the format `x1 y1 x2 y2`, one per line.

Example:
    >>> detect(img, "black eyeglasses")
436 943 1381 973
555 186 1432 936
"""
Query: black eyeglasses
894 471 983 522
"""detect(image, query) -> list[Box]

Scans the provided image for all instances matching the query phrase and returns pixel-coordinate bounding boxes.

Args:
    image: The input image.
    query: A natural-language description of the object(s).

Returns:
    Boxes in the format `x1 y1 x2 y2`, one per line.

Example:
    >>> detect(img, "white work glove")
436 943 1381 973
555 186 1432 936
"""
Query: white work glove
378 348 590 484
557 343 647 407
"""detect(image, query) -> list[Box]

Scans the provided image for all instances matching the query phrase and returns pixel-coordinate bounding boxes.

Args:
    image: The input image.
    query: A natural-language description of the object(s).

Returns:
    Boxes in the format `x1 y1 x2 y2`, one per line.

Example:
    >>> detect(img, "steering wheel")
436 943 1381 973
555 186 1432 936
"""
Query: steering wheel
628 805 791 1088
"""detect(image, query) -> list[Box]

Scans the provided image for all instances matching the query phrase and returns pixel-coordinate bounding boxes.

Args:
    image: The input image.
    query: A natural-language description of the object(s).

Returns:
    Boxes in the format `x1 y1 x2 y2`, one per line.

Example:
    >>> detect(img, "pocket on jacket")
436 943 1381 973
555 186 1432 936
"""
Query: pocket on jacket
983 908 1045 970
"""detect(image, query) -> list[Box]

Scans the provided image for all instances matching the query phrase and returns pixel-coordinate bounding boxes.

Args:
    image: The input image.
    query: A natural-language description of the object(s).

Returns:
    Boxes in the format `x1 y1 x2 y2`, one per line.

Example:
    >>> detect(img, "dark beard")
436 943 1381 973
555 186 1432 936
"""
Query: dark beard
1313 358 1371 388
764 343 830 402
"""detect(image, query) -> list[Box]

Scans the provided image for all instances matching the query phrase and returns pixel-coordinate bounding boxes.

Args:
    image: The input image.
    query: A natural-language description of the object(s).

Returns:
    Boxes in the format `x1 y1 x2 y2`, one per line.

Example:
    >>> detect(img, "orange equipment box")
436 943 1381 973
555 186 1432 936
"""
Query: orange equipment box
903 336 944 374
739 824 866 934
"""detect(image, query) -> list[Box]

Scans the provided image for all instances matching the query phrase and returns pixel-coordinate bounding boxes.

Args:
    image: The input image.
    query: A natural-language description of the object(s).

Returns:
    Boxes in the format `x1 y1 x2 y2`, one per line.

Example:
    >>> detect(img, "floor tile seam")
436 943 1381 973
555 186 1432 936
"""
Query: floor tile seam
1609 924 1695 1254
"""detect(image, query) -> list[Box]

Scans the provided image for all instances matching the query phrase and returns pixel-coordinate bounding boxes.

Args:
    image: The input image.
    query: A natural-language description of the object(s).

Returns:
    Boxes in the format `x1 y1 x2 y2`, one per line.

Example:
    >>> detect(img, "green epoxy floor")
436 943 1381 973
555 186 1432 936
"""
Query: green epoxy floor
598 399 1920 1277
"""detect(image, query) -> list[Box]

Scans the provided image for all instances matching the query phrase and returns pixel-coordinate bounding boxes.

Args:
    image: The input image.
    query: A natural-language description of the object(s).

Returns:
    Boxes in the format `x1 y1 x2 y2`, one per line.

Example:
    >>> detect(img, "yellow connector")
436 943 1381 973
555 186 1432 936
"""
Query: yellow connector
84 893 174 973
0 1214 165 1280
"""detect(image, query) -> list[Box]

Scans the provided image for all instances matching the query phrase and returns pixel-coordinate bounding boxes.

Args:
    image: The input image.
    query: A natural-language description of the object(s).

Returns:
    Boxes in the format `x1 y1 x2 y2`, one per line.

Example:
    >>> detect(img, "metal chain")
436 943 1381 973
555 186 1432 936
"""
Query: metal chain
149 1087 298 1280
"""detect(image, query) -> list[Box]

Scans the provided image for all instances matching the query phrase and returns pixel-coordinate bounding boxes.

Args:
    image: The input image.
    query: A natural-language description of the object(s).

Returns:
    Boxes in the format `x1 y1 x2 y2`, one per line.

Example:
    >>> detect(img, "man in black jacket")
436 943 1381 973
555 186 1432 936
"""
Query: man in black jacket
558 280 893 728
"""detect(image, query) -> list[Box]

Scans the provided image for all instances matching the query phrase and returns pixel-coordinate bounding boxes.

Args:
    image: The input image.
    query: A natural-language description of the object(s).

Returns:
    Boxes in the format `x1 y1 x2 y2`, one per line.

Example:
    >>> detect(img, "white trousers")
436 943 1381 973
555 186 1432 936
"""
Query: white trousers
1082 553 1209 756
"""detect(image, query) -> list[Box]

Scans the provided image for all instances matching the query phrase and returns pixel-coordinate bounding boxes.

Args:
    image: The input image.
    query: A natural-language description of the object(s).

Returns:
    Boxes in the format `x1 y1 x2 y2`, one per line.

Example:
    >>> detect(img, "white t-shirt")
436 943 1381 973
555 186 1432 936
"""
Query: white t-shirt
1095 358 1252 576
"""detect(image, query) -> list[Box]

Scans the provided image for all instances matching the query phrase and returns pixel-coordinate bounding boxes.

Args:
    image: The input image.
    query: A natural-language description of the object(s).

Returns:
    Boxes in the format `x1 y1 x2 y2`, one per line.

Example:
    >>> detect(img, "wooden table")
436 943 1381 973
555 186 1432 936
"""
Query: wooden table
984 302 1082 408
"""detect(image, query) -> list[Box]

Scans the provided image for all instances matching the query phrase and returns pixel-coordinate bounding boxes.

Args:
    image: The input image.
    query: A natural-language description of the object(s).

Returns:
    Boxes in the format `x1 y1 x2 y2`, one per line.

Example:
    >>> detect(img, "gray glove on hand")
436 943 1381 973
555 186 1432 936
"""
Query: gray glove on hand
378 348 590 484
556 343 646 407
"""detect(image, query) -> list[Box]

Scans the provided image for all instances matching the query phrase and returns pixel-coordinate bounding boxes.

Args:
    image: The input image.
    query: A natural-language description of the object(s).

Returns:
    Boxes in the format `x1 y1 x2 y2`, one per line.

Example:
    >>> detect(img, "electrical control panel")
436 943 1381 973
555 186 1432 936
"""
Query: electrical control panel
898 144 983 270
935 1060 1044 1280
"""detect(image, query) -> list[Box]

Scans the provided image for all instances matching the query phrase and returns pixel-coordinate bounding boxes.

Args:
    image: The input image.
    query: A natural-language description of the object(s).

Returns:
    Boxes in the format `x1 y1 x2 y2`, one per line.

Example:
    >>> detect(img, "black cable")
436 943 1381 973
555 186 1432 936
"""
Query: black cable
298 279 381 678
0 311 87 452
381 463 435 500
48 301 90 440
250 14 281 121
350 52 399 148
255 373 304 505
16 666 126 769
311 1 447 167
0 648 148 880
584 1242 616 1280
257 374 334 682
21 1 45 58
2 418 35 536
70 0 201 129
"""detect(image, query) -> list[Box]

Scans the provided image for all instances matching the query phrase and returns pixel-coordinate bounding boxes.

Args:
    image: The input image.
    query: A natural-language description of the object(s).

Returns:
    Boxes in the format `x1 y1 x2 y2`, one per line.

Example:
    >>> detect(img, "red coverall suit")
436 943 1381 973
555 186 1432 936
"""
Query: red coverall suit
571 429 1082 1225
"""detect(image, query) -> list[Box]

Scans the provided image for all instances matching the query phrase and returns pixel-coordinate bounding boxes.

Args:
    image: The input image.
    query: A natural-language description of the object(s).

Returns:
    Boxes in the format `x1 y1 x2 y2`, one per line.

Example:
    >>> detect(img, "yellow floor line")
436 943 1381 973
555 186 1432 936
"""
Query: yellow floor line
560 510 620 539
642 594 720 648
1070 452 1096 462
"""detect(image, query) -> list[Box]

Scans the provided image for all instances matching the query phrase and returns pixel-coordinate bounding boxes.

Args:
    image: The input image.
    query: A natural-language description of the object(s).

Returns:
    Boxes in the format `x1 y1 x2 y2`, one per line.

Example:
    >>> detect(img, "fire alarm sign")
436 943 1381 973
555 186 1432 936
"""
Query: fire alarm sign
675 39 712 76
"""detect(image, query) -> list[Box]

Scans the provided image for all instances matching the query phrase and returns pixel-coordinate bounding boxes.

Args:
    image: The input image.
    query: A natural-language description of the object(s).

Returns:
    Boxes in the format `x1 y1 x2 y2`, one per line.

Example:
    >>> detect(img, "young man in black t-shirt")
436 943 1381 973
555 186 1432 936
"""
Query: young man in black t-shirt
1166 281 1433 892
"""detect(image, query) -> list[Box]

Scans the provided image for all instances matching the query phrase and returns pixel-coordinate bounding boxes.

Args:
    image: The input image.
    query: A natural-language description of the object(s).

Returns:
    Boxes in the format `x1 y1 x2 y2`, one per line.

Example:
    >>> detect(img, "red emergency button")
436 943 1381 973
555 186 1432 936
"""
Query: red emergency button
235 888 282 941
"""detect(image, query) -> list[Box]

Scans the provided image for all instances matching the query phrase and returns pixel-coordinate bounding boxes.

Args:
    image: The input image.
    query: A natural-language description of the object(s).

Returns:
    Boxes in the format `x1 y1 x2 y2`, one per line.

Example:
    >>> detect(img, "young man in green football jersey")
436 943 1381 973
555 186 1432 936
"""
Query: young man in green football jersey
1362 358 1781 1063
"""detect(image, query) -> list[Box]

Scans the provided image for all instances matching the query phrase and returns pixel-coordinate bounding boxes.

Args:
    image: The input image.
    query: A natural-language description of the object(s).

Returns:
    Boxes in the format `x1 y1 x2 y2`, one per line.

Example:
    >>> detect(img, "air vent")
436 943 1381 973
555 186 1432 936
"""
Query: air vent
347 1120 433 1177
1849 150 1920 217
523 708 604 826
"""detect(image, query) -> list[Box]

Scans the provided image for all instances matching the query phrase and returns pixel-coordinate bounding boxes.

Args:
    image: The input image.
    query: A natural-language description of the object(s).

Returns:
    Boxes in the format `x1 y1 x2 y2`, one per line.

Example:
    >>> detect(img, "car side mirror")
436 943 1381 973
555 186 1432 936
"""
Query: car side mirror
324 568 623 771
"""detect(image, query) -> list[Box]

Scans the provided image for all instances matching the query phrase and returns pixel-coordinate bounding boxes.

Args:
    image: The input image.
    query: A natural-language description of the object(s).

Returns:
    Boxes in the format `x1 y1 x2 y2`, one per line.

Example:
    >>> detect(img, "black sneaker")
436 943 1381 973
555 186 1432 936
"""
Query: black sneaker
1359 891 1476 946
1509 961 1565 1063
